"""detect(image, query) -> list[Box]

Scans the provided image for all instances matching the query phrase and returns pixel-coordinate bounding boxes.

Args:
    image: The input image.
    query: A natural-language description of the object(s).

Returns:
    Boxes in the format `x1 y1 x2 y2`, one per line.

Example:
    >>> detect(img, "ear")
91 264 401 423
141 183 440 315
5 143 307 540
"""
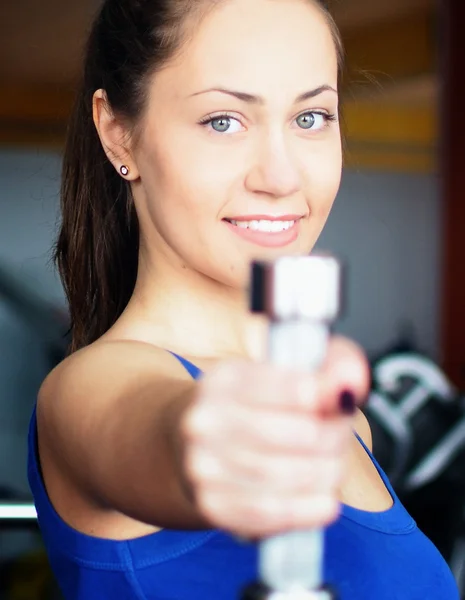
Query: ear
92 89 140 180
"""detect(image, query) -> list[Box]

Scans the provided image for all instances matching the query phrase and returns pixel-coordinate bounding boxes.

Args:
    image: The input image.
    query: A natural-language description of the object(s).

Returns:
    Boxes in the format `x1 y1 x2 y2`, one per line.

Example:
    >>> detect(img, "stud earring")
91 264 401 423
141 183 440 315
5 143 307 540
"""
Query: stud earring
120 165 130 177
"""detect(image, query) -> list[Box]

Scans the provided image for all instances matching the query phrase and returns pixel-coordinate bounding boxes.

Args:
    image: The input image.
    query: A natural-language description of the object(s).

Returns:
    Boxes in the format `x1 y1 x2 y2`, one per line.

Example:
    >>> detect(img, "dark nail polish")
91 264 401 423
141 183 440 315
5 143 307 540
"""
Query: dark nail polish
340 390 356 415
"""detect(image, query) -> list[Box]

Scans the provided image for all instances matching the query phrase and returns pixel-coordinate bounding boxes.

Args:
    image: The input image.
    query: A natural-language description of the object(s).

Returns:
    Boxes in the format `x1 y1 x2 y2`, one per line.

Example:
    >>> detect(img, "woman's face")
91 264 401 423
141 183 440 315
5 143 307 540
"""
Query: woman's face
132 0 342 289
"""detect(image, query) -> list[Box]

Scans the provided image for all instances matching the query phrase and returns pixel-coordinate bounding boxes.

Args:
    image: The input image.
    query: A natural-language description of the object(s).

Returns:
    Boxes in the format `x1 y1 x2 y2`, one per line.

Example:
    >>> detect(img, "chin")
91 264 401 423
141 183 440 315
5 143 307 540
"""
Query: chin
219 247 312 291
225 266 251 291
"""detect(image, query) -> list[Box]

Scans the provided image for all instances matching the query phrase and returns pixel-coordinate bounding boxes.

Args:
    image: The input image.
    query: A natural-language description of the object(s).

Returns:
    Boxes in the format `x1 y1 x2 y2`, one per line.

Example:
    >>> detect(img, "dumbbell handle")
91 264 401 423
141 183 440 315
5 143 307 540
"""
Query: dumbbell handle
247 254 341 597
260 320 329 591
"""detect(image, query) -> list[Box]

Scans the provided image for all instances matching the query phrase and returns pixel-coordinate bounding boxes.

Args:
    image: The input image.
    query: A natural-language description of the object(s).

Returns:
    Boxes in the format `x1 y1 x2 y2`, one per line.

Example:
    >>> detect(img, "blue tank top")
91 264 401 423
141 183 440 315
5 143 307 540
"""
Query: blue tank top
28 352 459 599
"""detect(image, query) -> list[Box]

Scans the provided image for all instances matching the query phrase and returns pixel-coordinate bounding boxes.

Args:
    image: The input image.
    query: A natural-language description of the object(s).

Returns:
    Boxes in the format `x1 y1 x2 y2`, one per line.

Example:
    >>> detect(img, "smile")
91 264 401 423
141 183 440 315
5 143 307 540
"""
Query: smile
223 218 301 248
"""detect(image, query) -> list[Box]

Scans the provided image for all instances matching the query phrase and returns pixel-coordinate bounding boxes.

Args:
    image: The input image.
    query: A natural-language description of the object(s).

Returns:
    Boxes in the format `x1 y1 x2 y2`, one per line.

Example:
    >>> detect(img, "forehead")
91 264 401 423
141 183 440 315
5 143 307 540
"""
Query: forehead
164 0 338 96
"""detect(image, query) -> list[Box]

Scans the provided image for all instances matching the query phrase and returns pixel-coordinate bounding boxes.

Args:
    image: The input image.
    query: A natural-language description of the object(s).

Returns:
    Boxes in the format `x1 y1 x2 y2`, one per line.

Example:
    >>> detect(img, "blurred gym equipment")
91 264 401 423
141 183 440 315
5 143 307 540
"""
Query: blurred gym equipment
366 348 465 596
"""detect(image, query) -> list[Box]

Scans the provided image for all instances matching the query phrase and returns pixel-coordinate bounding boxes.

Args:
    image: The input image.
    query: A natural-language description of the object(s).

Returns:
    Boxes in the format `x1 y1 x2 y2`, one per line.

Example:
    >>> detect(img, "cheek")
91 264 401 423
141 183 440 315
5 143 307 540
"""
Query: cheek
137 134 237 274
153 129 240 216
298 143 342 249
306 145 342 213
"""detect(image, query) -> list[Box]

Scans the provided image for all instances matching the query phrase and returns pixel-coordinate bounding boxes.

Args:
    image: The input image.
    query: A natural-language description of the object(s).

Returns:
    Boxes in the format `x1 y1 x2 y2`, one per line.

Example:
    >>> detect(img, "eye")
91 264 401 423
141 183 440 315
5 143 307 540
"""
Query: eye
295 111 334 131
200 114 244 134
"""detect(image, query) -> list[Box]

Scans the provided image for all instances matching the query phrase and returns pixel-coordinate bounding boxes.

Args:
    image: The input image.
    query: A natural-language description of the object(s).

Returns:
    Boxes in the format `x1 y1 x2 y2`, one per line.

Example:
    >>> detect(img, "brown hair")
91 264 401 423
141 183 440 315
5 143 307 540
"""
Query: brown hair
55 0 344 354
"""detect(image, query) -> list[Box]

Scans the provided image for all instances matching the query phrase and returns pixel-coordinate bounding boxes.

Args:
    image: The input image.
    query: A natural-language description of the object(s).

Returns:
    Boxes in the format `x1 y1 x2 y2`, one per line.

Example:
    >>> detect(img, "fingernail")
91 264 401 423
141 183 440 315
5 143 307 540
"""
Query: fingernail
339 390 356 415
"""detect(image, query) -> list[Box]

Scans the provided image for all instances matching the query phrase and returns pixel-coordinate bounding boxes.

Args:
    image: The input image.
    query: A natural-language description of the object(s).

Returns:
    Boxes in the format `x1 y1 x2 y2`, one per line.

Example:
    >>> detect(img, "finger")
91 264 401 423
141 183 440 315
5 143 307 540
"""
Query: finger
243 337 369 414
290 337 370 416
201 360 339 416
196 338 369 417
202 359 308 409
320 335 371 402
225 407 353 454
186 401 353 453
199 488 340 538
229 413 352 456
208 449 347 494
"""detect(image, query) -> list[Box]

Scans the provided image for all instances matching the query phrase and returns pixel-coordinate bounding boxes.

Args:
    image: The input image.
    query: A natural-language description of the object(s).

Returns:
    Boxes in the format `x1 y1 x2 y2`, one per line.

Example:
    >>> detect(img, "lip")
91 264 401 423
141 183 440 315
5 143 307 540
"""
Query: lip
223 218 300 248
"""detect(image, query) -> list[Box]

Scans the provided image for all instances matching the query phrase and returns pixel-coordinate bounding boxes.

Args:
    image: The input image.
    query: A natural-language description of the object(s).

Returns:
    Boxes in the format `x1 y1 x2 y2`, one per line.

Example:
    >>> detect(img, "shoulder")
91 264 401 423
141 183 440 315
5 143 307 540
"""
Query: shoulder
38 339 192 416
353 408 373 452
47 338 188 381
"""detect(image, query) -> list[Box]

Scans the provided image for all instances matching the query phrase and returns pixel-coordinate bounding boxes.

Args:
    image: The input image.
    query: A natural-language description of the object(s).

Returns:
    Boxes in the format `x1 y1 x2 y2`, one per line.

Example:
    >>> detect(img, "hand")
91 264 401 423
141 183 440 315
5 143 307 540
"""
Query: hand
180 336 370 539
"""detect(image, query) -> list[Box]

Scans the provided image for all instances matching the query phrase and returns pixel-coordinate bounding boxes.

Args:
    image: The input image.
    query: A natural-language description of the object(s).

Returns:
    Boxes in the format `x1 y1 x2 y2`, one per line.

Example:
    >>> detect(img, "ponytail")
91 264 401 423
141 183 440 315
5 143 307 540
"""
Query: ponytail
54 84 139 354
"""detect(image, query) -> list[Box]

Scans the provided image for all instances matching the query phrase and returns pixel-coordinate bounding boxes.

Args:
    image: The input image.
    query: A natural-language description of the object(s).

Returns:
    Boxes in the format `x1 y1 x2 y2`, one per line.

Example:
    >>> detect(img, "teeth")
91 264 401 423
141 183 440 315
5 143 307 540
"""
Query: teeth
229 219 295 232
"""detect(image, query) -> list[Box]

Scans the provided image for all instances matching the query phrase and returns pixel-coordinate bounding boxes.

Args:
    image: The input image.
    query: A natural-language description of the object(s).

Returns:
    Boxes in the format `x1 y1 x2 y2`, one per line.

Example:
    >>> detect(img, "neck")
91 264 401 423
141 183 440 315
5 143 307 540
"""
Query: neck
119 252 269 362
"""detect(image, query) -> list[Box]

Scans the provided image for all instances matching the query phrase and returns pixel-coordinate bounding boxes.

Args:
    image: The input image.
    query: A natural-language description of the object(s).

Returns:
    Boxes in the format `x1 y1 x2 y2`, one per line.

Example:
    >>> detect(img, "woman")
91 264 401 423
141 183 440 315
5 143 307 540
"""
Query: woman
27 0 459 598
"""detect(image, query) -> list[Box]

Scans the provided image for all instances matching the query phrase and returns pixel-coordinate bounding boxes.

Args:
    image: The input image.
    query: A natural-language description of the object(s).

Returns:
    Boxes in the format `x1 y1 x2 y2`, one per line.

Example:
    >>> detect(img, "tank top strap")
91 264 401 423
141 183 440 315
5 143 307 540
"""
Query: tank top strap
167 351 203 379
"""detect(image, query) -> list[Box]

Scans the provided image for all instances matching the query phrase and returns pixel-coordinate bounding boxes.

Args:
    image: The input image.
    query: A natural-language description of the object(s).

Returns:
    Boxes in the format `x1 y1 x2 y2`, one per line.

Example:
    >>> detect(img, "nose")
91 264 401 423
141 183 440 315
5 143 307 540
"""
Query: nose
244 134 302 198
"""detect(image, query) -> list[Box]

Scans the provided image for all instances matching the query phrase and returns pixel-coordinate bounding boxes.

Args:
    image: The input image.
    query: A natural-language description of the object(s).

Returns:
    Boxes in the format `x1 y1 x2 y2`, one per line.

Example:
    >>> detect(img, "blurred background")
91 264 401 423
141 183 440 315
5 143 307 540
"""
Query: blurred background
1 0 465 598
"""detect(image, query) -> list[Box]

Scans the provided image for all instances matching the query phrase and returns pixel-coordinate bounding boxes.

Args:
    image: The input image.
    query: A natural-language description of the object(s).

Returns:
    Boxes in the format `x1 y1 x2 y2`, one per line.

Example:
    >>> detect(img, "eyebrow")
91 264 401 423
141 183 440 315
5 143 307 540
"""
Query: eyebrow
189 84 338 104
